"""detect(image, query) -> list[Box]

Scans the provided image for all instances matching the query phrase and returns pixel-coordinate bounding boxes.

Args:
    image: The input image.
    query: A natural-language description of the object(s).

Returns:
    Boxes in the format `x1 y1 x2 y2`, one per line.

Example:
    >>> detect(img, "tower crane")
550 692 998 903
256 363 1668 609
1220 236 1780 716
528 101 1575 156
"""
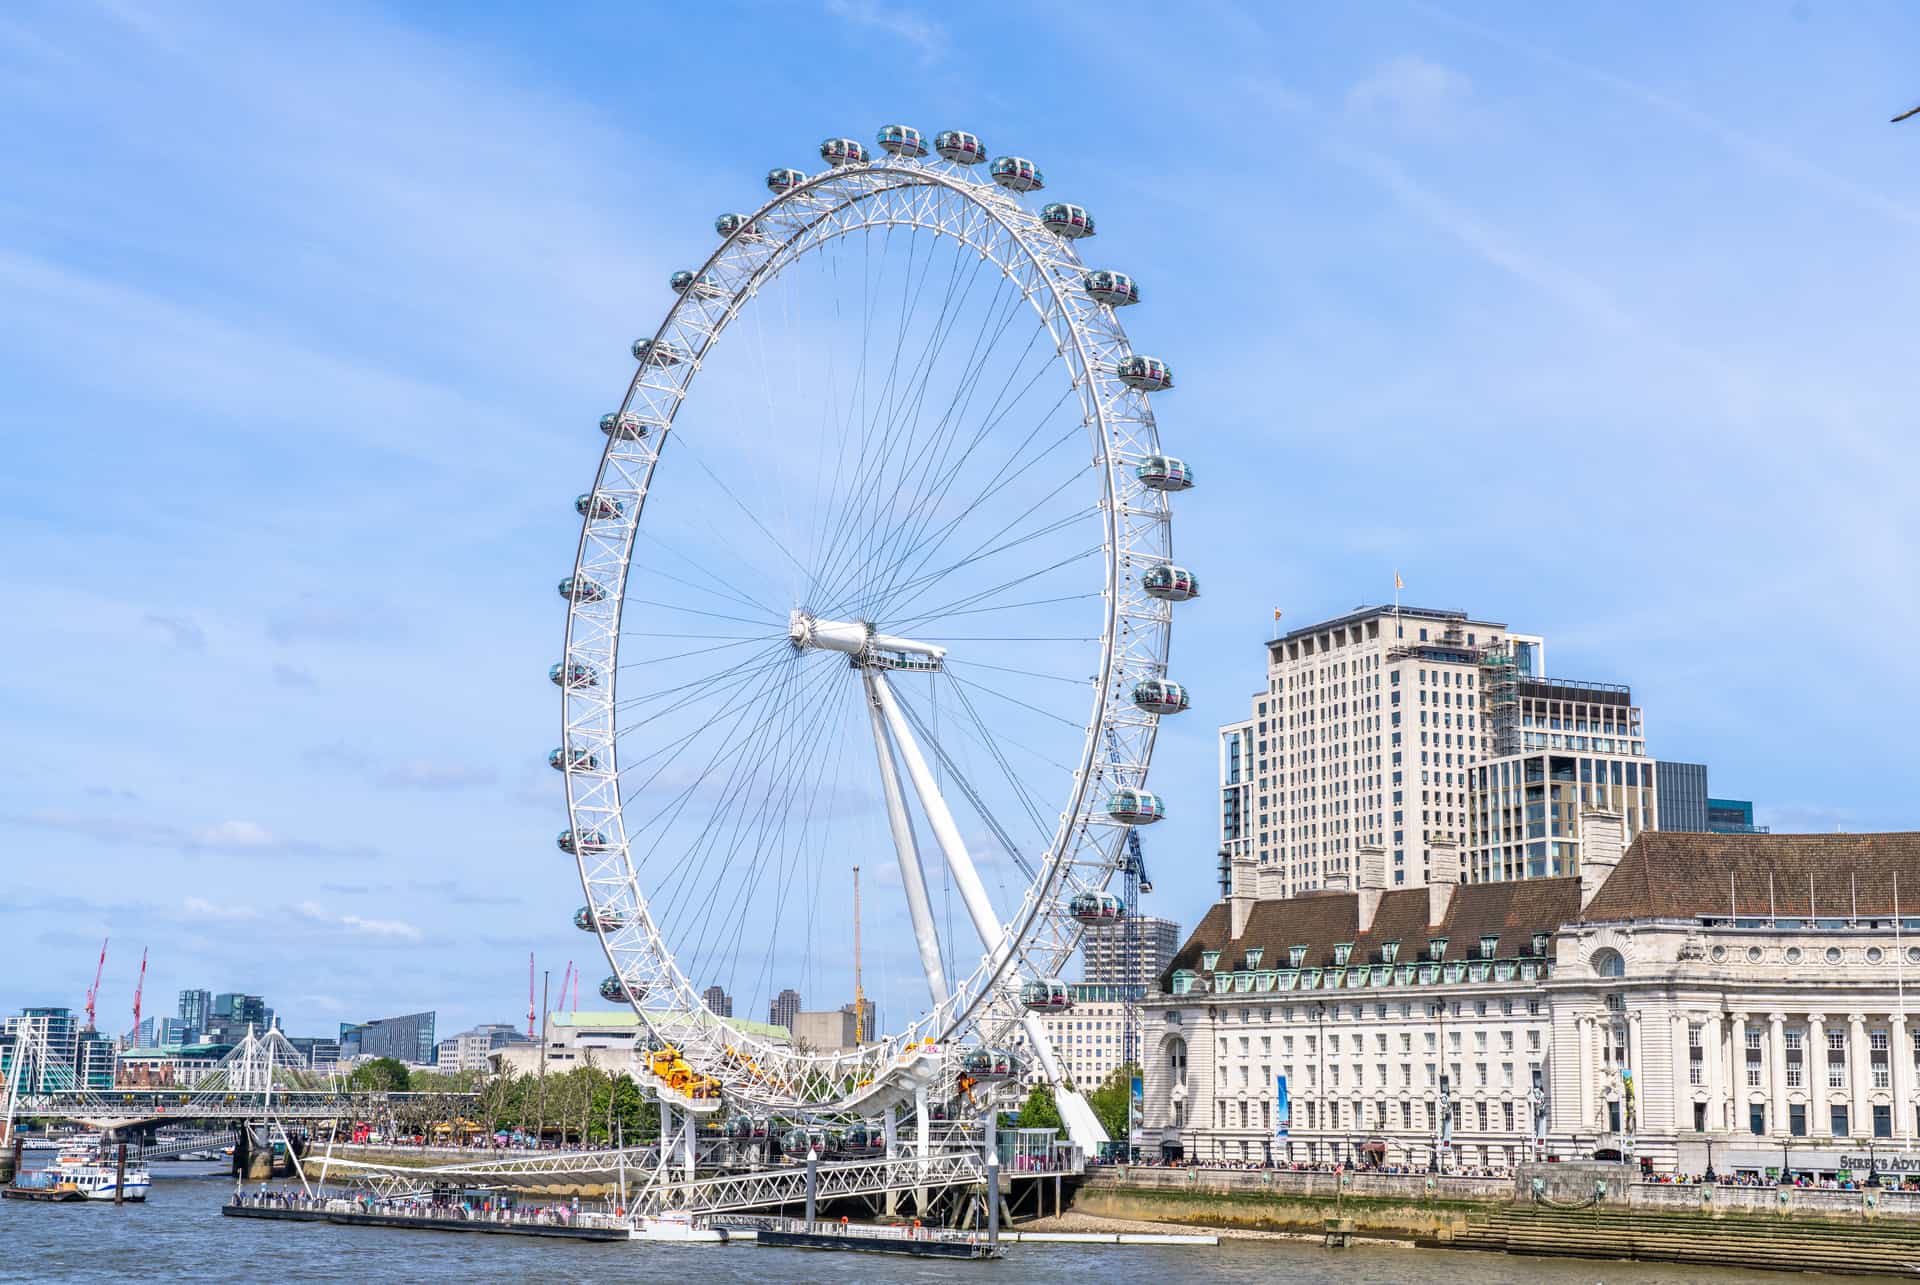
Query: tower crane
128 948 148 1044
83 937 108 1031
527 952 536 1040
852 865 865 1044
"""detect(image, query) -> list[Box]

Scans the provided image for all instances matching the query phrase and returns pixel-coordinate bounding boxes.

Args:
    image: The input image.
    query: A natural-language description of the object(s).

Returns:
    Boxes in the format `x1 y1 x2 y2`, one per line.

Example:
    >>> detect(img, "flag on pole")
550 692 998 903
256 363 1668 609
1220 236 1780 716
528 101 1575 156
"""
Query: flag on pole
1394 571 1404 591
1274 608 1283 621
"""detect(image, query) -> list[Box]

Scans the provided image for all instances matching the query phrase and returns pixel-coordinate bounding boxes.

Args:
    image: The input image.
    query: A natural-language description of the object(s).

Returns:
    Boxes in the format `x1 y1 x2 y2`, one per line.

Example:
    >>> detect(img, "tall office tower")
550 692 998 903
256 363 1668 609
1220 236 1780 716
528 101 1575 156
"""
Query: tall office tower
1220 604 1540 899
1656 761 1710 832
1080 915 1181 987
177 989 211 1036
703 986 733 1018
768 988 802 1032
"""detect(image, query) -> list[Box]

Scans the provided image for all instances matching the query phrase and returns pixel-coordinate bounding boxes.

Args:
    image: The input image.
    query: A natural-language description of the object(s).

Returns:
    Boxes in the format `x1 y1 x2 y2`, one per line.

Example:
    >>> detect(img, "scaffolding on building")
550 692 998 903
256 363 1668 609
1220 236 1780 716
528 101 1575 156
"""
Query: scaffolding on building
1479 642 1522 758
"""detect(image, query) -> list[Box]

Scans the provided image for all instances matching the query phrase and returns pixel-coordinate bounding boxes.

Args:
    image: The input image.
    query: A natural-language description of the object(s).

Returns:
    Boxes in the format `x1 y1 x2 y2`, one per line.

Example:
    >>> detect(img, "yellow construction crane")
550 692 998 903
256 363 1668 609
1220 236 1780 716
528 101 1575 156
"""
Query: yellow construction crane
852 864 865 1044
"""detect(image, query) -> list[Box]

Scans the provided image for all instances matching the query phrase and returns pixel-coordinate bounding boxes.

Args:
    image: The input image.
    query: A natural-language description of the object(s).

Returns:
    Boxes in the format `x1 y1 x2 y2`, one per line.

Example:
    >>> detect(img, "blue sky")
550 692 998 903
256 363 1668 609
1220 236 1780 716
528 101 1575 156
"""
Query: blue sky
2 1 1916 1043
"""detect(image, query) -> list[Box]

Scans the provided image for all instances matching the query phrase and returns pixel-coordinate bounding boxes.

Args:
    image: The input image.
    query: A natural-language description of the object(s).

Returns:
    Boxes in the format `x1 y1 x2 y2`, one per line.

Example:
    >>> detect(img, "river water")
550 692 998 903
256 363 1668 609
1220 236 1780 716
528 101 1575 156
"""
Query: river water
0 1161 1893 1283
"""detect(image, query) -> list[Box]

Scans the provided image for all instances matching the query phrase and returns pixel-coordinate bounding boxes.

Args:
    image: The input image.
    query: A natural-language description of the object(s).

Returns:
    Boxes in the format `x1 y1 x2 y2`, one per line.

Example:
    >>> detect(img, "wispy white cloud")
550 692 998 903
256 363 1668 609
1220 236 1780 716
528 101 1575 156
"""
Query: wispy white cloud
824 0 944 62
293 900 422 942
3 809 376 860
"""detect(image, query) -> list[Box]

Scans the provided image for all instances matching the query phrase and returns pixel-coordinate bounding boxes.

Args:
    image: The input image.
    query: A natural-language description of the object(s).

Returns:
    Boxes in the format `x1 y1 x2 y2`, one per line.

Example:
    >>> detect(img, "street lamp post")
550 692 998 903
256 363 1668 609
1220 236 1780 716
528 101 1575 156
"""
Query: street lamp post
1430 1001 1450 1174
1312 1003 1327 1164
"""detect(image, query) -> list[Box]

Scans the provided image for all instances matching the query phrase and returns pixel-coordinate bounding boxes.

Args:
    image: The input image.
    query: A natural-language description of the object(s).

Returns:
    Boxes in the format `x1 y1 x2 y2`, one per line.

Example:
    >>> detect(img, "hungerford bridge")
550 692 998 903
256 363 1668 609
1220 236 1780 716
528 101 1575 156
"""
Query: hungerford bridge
2 1027 1028 1220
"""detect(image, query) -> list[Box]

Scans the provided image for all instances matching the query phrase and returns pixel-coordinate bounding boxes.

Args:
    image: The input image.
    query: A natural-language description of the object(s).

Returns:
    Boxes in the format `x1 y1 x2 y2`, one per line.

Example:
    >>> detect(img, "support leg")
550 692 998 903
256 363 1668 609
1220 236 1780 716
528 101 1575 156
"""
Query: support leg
864 672 950 1010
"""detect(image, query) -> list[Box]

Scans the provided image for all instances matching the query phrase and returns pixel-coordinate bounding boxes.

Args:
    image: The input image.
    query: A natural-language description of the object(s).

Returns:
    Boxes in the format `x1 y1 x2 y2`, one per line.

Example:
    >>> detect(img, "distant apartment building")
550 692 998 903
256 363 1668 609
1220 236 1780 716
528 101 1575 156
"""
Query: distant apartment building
177 989 211 1039
1080 915 1180 988
703 986 733 1019
841 999 876 1041
1656 761 1710 832
1015 983 1137 1094
1709 797 1768 834
434 1023 528 1072
793 1009 857 1052
286 1037 343 1071
0 1007 117 1090
768 988 802 1031
154 1017 191 1046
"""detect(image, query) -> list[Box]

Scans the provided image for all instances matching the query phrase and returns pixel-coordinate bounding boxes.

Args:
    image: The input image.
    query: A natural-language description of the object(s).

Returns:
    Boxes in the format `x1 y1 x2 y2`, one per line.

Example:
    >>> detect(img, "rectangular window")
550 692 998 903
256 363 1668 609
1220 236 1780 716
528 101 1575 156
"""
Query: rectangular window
1789 1103 1807 1137
1750 1104 1766 1136
1747 1029 1764 1088
1876 1104 1894 1139
1830 1105 1849 1137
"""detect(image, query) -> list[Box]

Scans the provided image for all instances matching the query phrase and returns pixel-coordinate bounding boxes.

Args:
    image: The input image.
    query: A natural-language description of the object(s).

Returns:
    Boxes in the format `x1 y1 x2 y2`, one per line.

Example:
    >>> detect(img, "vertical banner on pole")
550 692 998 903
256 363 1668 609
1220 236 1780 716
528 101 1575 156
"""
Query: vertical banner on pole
1275 1074 1290 1138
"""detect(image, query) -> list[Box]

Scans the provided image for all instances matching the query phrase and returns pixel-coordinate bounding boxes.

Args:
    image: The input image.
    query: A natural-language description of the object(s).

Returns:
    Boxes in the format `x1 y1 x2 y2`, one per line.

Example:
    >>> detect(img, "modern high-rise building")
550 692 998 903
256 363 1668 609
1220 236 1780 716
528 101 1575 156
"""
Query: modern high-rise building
1708 797 1768 834
1080 915 1181 988
1220 604 1542 899
154 1016 190 1046
206 993 268 1044
341 1011 437 1065
0 1007 117 1090
703 986 733 1018
768 989 802 1032
177 989 211 1037
432 1023 527 1072
1656 761 1710 832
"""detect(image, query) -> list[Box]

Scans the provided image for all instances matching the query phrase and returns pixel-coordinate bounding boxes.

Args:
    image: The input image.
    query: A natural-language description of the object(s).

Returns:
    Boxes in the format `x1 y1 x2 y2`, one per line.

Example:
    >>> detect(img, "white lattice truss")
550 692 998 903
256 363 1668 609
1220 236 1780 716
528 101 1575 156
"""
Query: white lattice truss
560 146 1176 1117
7 1026 357 1122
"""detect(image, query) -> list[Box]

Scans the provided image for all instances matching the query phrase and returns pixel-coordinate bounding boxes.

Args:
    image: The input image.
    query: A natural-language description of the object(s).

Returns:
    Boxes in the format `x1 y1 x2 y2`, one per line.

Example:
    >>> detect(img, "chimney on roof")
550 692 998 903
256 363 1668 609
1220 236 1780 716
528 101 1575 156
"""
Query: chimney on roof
1428 836 1461 928
1257 865 1283 900
1580 809 1625 909
1229 850 1258 939
1357 845 1389 934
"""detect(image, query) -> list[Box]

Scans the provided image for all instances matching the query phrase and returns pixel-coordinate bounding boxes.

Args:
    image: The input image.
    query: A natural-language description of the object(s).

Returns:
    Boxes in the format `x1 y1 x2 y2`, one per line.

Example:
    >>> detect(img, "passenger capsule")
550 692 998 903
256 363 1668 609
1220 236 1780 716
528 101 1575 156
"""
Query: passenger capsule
1106 788 1165 825
990 156 1043 193
1019 977 1074 1013
876 124 927 158
820 137 868 167
559 575 607 604
600 412 647 441
548 746 599 772
960 1048 1019 1082
1134 455 1193 492
574 905 627 933
715 212 755 238
558 827 609 855
1040 202 1095 239
934 130 988 164
631 338 682 368
1117 355 1174 392
575 492 625 521
1132 678 1190 715
549 660 599 689
766 166 809 195
600 974 647 1003
1069 890 1124 924
669 269 725 300
1083 270 1139 308
1141 564 1200 603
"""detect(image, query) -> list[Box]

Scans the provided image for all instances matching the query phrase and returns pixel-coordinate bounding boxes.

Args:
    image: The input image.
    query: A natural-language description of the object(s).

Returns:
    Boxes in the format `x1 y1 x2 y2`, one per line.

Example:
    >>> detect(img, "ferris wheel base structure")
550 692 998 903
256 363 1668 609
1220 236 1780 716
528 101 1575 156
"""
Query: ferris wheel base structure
558 122 1193 1147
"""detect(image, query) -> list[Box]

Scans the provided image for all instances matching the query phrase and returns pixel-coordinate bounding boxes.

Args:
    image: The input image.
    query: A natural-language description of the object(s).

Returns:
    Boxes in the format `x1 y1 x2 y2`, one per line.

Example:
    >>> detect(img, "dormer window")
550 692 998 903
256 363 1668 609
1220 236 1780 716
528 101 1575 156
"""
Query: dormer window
1245 948 1264 968
1332 943 1353 967
1479 935 1499 960
1288 945 1308 968
1201 950 1221 971
1428 937 1449 962
1531 932 1549 957
1381 941 1400 964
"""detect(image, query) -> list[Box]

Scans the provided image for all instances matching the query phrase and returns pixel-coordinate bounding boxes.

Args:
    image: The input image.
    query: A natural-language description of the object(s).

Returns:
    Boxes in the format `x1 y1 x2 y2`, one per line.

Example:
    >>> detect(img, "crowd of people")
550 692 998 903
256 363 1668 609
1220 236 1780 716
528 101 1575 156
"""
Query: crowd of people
228 1186 623 1229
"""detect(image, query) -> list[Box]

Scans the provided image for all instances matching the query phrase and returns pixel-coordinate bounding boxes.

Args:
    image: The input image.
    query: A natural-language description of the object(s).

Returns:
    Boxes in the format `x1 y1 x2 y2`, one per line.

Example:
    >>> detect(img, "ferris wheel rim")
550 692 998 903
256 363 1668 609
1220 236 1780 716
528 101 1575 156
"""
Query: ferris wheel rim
558 143 1172 1114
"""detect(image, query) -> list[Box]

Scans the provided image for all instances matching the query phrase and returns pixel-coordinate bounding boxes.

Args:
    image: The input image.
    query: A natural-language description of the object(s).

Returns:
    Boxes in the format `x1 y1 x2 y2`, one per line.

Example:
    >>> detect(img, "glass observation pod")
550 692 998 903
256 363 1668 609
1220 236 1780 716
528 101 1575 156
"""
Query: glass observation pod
876 124 927 158
576 492 625 521
669 269 726 300
1106 788 1166 825
1117 354 1174 392
783 1127 826 1154
1069 889 1124 923
1020 977 1074 1013
573 905 628 932
819 136 868 166
728 1115 760 1141
600 975 647 1003
1132 678 1191 715
990 156 1044 192
961 1048 1019 1081
1134 455 1193 492
549 660 599 688
557 827 610 855
631 338 683 368
1141 563 1200 602
714 212 758 239
1041 203 1095 239
934 130 988 164
600 412 646 441
1083 270 1139 307
559 575 607 603
548 746 599 772
765 167 809 195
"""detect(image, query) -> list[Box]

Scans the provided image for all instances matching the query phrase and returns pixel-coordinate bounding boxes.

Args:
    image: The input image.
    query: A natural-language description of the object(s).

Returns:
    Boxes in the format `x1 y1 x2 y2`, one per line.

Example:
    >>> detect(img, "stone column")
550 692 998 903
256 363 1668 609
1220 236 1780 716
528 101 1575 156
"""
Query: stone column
1894 1012 1912 1142
1808 1014 1829 1137
1850 1013 1872 1136
1704 1014 1725 1132
1671 1014 1692 1130
1577 1015 1595 1133
1769 1014 1789 1137
1730 1013 1750 1131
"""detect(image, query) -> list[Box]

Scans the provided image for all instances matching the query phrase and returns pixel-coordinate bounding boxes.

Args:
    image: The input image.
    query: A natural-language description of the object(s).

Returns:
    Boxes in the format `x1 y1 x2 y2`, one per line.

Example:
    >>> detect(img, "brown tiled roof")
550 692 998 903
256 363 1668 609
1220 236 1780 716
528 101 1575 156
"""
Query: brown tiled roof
1161 878 1583 989
1579 832 1920 923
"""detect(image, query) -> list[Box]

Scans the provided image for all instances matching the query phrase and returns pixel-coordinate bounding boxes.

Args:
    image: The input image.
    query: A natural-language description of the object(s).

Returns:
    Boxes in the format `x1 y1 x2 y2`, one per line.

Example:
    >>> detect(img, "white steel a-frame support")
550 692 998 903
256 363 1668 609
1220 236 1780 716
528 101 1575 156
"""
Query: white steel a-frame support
868 670 1108 1151
862 670 950 1010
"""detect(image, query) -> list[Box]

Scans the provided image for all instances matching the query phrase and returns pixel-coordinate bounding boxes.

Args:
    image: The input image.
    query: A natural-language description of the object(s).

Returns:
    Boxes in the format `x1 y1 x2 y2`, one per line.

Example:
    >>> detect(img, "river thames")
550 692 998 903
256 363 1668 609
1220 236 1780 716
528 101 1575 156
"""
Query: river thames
0 1162 1896 1283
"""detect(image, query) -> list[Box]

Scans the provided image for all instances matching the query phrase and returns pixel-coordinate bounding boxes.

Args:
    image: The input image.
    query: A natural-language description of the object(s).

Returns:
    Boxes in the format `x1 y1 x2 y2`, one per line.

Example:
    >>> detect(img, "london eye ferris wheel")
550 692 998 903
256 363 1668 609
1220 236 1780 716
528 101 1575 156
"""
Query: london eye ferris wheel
553 123 1197 1138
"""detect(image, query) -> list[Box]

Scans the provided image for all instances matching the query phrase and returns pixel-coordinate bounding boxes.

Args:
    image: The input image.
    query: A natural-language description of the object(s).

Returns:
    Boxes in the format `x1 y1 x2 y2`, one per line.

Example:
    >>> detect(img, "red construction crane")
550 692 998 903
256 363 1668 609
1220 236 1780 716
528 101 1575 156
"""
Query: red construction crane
527 952 536 1040
83 936 108 1031
128 948 148 1043
571 968 579 1014
559 960 574 1019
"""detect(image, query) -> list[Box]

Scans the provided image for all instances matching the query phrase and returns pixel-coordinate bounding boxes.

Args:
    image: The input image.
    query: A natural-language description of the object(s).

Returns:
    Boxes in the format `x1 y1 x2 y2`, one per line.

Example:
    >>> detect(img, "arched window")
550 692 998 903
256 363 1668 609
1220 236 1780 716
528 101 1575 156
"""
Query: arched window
1590 947 1625 978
